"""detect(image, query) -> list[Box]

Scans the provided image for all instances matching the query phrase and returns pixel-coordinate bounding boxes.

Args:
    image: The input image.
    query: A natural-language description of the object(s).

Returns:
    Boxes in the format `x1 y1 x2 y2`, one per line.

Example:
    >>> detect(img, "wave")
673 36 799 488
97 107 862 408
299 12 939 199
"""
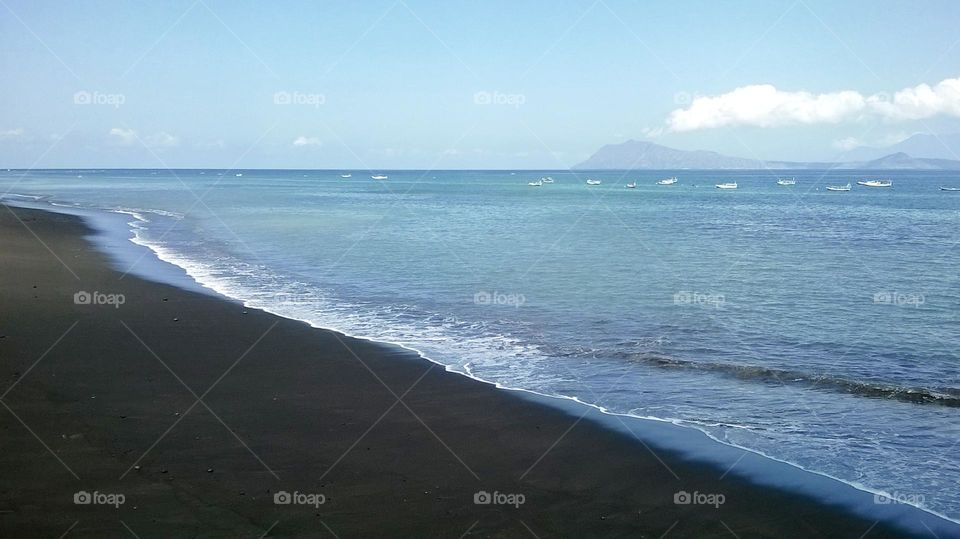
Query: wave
628 353 960 407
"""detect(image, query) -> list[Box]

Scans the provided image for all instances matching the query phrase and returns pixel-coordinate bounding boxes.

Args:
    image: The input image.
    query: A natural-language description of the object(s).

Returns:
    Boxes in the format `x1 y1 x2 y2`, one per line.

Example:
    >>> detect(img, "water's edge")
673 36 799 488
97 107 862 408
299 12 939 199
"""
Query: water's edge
7 197 959 536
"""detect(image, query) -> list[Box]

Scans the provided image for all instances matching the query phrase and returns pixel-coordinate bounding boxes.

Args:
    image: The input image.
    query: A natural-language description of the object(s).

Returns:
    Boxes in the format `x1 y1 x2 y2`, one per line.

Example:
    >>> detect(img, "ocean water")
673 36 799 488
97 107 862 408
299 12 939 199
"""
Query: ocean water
3 169 959 521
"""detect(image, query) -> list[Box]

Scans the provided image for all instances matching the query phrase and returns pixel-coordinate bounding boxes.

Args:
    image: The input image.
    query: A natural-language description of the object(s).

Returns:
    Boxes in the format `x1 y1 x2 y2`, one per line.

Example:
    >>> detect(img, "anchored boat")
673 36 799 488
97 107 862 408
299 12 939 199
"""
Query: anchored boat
857 179 892 187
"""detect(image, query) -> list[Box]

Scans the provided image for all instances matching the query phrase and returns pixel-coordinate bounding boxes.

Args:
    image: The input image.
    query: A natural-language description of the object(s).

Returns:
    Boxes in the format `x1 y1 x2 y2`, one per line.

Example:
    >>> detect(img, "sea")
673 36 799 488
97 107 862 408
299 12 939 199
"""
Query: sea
2 168 958 523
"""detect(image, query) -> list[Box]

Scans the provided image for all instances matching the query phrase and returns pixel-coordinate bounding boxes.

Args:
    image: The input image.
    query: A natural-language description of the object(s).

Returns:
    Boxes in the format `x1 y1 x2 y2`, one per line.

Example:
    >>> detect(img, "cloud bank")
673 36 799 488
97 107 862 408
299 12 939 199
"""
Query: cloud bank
293 136 322 147
109 128 179 148
666 76 960 132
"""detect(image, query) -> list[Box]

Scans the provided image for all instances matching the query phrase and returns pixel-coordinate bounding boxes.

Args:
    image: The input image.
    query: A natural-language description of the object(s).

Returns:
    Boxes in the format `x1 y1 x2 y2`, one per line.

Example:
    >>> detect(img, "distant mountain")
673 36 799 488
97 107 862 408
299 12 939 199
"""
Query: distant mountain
573 139 960 170
841 133 960 161
854 152 960 170
573 140 775 170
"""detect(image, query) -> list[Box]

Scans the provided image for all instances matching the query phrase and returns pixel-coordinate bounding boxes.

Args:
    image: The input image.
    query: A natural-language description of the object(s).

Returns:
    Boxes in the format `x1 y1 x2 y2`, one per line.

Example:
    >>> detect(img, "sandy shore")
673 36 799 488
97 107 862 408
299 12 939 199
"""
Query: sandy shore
0 205 926 537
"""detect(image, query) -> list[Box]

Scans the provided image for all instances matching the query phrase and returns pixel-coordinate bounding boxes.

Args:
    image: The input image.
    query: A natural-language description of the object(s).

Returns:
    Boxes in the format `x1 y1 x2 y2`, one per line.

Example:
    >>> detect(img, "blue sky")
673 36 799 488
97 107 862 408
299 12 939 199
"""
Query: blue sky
2 0 959 168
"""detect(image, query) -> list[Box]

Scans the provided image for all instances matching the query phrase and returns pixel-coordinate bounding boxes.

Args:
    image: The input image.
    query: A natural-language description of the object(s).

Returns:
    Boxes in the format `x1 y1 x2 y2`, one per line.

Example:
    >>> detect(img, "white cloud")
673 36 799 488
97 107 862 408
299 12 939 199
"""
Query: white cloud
195 139 226 149
869 78 960 120
642 126 664 138
109 127 137 145
667 85 866 131
109 128 179 148
146 131 179 148
665 76 960 132
293 136 322 147
0 128 24 139
832 137 863 151
877 131 913 146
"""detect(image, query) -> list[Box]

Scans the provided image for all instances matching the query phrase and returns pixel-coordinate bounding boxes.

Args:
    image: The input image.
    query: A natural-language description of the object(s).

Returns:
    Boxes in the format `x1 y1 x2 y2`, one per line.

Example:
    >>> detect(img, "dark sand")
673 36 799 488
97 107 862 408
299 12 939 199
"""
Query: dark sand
0 205 919 537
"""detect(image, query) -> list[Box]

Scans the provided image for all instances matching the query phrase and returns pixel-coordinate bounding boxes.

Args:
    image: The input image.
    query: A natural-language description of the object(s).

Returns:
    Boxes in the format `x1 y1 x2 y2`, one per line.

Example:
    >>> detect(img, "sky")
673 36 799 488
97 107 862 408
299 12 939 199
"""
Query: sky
2 0 960 169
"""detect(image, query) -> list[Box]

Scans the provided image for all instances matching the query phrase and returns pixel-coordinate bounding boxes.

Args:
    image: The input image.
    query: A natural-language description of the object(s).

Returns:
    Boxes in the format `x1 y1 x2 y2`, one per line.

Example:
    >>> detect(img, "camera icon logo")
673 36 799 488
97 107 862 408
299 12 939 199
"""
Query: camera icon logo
74 291 92 305
74 491 92 504
273 91 291 105
673 490 692 504
474 291 492 305
473 91 492 105
73 91 92 105
473 490 492 504
274 490 292 504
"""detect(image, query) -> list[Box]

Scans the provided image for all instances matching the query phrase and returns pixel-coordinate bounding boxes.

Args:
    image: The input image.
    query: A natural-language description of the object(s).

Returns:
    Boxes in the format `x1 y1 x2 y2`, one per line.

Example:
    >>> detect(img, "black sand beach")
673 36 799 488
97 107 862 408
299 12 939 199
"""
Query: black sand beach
0 205 925 537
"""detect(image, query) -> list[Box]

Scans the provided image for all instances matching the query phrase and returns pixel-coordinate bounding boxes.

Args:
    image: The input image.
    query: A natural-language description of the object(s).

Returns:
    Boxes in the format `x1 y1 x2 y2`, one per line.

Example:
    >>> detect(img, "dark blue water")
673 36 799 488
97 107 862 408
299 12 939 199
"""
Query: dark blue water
3 169 958 521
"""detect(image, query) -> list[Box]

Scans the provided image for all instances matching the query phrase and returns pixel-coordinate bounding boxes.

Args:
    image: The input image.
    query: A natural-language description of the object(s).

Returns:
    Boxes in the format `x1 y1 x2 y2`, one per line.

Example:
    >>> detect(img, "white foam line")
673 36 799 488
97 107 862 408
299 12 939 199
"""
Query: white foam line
10 196 959 528
120 213 959 527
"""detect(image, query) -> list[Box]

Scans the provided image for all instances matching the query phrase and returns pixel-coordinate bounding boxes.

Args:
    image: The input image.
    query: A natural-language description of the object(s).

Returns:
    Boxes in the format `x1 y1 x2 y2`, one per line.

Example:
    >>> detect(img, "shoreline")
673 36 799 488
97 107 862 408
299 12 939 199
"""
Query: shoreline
11 196 960 530
1 202 955 537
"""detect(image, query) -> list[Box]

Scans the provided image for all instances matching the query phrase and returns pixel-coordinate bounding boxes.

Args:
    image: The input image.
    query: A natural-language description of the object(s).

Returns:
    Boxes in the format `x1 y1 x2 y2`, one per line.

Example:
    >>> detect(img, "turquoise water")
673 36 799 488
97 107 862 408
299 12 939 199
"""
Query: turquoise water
3 169 959 521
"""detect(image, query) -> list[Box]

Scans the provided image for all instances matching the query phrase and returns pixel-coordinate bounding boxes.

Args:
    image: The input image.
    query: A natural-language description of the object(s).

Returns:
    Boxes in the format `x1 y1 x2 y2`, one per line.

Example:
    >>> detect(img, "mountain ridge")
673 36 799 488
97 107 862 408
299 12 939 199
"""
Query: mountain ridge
840 133 960 161
573 140 960 170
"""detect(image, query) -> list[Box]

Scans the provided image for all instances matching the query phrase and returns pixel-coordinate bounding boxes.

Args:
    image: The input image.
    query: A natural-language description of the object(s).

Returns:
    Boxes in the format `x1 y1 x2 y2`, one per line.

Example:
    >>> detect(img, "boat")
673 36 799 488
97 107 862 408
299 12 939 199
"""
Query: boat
826 183 852 192
371 174 388 180
541 177 555 184
777 178 797 186
528 180 543 187
586 179 602 185
235 173 243 177
340 174 352 178
715 182 738 189
626 182 637 188
857 179 892 187
940 186 960 191
657 177 678 185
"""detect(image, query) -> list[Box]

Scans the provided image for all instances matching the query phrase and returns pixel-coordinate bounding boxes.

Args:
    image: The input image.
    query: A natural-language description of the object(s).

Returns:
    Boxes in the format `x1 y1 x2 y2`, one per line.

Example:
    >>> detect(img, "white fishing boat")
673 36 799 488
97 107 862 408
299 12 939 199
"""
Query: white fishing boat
340 173 352 178
715 182 738 189
371 174 388 180
541 177 555 184
857 179 892 187
586 179 602 185
528 179 543 187
777 178 797 186
626 182 637 188
940 186 960 191
826 183 852 192
235 173 243 177
657 177 678 185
